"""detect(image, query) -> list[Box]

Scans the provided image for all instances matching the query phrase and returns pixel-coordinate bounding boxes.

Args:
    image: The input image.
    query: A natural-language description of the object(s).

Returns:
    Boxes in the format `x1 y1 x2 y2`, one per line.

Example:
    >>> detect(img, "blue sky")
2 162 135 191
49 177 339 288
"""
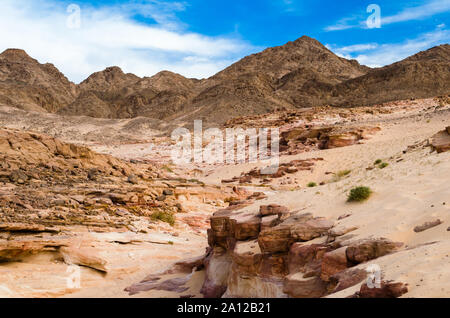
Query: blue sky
0 0 448 82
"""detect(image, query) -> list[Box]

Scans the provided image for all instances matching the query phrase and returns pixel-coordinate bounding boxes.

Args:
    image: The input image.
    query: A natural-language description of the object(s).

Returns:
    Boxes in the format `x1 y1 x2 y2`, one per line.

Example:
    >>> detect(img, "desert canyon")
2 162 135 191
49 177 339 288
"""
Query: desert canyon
0 36 449 298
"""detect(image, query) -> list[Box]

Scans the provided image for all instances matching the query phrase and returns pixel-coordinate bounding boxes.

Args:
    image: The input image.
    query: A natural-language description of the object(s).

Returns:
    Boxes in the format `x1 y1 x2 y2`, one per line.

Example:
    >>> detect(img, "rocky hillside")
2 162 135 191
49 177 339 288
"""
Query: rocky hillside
0 37 449 125
0 49 77 113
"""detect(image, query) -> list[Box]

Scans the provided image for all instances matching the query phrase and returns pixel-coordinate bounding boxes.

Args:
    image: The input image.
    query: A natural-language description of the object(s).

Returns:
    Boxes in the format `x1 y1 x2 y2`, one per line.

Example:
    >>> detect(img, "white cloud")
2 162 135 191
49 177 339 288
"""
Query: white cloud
324 16 362 32
382 0 450 25
325 0 450 32
331 43 379 54
0 0 254 83
328 29 450 67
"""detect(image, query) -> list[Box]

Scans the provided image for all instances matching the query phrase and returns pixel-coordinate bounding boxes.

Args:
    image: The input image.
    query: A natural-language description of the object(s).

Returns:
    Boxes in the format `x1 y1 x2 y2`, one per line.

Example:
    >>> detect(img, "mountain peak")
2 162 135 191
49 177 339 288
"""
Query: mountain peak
103 66 125 74
0 48 36 63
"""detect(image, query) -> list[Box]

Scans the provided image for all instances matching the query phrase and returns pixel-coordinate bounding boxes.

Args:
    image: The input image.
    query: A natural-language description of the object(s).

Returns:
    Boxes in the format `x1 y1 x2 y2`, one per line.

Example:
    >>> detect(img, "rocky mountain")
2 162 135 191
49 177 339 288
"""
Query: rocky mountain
329 44 450 106
0 37 449 125
0 49 77 113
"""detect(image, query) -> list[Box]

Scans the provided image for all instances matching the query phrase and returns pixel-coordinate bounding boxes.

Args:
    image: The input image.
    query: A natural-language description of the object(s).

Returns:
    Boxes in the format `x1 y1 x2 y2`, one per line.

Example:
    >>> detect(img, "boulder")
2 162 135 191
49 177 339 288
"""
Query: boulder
329 268 367 293
346 238 403 264
259 204 289 216
127 174 139 184
291 218 334 241
351 281 408 298
60 246 108 272
325 132 359 149
413 219 442 232
431 128 450 153
320 247 348 281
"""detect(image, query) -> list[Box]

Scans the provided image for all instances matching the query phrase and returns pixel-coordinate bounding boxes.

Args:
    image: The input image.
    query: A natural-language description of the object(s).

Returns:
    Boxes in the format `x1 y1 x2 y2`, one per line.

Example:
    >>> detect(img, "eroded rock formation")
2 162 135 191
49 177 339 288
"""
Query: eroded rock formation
200 203 404 298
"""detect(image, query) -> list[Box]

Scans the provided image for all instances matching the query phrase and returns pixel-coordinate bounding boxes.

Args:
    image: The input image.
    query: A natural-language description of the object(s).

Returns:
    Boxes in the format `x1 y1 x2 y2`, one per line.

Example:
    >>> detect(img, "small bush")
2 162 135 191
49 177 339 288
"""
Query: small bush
337 170 352 177
374 159 382 165
307 182 317 187
379 162 389 169
347 186 372 202
151 210 176 226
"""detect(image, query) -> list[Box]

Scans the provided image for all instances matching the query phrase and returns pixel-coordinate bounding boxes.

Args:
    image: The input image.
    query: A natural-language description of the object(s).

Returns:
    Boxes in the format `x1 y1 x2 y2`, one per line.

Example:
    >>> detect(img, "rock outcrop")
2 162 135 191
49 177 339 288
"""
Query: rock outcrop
431 126 450 153
0 128 191 263
201 203 404 298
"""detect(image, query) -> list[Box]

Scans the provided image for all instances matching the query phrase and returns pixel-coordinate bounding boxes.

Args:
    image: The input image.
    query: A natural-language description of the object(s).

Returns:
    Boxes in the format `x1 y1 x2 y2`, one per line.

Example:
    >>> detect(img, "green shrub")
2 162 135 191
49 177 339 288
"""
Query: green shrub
151 210 176 226
336 170 352 177
374 159 382 165
307 182 317 187
347 186 372 202
379 162 389 169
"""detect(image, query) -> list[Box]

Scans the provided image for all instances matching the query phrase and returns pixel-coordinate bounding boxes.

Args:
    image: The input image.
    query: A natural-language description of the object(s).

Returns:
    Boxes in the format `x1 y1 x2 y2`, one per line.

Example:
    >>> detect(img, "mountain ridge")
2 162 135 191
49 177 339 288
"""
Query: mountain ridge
0 37 449 124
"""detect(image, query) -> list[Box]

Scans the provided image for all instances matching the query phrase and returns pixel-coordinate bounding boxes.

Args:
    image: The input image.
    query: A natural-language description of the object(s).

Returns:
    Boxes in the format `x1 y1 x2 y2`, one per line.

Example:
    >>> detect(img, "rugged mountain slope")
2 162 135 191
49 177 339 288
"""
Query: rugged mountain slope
0 49 77 112
58 68 199 119
329 44 450 106
184 36 369 121
0 37 449 125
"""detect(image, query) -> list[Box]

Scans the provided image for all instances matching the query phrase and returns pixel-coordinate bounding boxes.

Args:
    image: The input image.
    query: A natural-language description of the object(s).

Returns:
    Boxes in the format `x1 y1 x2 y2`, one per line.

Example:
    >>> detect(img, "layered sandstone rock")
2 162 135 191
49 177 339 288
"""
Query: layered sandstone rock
279 125 381 154
201 203 405 298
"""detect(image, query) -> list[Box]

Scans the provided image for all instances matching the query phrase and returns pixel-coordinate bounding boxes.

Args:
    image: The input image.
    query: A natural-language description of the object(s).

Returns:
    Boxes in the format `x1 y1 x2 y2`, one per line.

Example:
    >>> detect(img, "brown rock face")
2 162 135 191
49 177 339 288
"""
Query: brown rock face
288 243 331 276
431 127 450 153
258 213 314 253
320 247 349 281
259 204 290 216
328 268 367 293
346 238 403 264
291 218 334 241
201 198 406 298
60 246 108 272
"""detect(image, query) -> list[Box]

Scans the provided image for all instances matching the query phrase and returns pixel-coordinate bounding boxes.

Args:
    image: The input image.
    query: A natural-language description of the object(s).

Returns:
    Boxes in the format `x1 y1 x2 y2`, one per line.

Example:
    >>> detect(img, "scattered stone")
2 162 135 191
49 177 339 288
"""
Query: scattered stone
413 219 443 232
156 195 167 201
87 168 98 181
350 281 408 298
9 170 28 184
127 174 139 184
